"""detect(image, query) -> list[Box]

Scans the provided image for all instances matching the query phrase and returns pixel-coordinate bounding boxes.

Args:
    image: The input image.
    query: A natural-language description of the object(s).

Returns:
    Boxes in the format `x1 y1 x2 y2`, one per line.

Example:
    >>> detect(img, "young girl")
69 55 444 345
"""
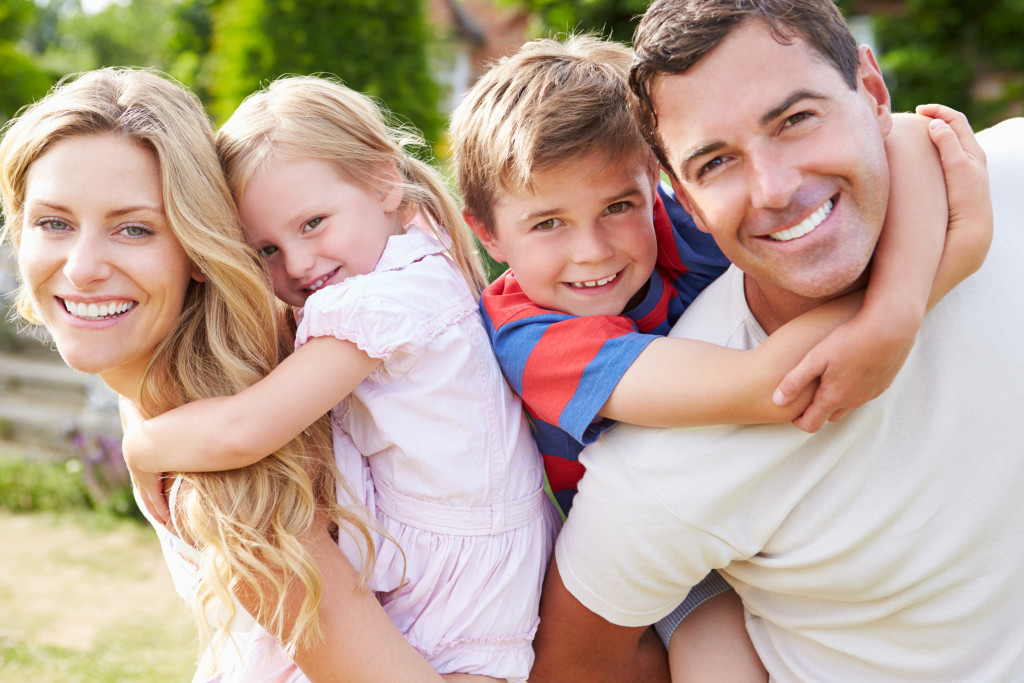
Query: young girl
124 75 561 683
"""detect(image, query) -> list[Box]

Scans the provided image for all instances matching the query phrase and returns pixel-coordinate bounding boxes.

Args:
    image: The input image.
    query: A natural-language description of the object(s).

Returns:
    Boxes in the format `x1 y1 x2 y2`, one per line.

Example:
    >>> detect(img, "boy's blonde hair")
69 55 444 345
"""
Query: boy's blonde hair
217 75 487 295
0 68 371 658
450 34 657 234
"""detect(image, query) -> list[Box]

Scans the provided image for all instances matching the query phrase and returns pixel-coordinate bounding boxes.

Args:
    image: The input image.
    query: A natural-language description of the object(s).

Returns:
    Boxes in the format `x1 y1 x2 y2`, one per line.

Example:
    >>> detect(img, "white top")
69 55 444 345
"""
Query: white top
296 221 559 681
138 488 307 683
555 118 1024 681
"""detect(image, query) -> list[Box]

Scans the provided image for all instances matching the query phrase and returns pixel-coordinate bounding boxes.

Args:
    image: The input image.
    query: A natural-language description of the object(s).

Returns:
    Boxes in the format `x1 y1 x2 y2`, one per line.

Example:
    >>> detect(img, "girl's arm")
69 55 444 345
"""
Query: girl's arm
602 108 991 431
122 336 380 474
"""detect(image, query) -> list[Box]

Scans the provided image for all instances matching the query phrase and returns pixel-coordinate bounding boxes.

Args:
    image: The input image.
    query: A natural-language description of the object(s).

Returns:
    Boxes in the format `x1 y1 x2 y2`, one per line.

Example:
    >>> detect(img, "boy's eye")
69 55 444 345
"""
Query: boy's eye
303 217 324 232
259 245 279 258
606 201 628 215
533 217 563 232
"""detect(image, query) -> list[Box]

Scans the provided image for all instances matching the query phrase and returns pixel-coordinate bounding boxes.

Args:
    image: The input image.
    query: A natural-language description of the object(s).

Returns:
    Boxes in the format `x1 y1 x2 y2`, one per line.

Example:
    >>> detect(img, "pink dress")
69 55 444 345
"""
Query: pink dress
297 220 561 681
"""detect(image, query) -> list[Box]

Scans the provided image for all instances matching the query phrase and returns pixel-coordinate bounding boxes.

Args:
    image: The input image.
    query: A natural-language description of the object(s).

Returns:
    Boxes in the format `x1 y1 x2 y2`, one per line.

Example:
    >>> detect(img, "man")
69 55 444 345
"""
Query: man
530 0 1024 681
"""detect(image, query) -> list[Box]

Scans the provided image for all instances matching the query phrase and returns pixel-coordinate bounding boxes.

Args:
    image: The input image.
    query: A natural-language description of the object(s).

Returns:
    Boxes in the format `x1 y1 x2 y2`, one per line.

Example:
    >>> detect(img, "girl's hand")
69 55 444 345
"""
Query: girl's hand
119 396 171 525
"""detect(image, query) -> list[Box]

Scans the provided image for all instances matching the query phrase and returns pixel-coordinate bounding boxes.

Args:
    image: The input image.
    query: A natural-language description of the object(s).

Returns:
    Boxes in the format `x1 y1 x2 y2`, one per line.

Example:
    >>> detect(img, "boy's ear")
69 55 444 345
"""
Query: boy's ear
463 210 507 263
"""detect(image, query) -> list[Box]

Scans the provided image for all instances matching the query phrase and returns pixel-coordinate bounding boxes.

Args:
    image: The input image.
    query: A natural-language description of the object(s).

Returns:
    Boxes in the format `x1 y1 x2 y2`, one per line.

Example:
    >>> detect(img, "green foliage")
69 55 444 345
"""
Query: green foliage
875 0 1024 129
0 455 139 519
0 0 52 123
204 0 443 143
504 0 648 42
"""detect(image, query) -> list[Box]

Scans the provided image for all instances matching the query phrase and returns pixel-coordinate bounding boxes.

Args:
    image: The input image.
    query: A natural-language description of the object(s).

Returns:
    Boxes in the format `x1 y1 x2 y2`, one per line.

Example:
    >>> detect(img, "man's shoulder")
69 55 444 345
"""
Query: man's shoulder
668 266 764 349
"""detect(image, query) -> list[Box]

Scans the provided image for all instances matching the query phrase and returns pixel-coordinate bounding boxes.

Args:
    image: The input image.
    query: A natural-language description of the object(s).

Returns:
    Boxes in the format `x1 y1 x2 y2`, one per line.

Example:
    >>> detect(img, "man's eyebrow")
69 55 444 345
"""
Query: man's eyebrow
760 89 828 126
676 89 830 178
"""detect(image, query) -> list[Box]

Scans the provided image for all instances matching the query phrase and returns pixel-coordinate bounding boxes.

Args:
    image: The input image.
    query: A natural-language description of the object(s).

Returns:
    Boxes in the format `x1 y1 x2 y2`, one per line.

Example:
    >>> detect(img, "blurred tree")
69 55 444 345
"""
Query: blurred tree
874 0 1024 129
0 0 52 123
504 0 647 41
204 0 443 143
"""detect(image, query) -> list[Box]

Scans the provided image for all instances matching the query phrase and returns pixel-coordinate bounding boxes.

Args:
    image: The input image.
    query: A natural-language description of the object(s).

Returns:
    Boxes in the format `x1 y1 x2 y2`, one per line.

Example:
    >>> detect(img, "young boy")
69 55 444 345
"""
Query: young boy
449 35 988 678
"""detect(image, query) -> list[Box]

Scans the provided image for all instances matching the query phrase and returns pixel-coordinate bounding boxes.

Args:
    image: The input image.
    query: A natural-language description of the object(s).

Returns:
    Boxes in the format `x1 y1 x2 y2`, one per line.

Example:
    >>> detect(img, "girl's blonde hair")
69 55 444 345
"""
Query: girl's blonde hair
0 68 372 657
216 74 487 296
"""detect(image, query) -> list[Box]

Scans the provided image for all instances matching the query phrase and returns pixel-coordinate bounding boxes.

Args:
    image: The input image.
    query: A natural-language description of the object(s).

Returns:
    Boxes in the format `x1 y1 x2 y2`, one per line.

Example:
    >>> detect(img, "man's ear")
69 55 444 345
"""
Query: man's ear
666 173 711 234
463 210 507 263
857 45 893 137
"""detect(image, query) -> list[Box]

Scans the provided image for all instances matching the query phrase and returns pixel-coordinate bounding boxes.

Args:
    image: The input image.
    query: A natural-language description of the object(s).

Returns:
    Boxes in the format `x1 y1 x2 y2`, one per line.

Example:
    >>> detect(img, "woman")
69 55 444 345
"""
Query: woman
0 68 448 681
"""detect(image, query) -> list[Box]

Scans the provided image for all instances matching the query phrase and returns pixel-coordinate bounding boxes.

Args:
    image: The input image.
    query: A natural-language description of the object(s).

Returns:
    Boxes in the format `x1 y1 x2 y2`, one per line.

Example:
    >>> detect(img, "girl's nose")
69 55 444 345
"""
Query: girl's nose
284 245 317 280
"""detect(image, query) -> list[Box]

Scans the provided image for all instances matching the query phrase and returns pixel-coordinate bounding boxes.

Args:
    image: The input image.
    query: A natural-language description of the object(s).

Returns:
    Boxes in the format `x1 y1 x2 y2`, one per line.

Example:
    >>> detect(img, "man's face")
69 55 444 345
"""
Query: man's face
651 19 893 316
469 153 659 317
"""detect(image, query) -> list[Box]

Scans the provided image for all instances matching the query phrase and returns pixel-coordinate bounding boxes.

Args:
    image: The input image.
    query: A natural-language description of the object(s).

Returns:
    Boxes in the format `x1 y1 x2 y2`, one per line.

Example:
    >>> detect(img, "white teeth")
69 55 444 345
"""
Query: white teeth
63 299 134 320
570 273 618 288
306 268 338 292
769 199 834 242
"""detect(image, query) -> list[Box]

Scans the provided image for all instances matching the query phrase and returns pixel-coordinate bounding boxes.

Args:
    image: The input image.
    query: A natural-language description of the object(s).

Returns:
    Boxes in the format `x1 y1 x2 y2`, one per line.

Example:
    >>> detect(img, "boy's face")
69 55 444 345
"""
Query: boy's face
470 154 659 317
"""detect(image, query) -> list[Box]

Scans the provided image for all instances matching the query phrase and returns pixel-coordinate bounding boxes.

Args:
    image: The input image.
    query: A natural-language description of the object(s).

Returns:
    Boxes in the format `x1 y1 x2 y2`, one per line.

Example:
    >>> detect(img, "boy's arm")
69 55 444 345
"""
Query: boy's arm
776 108 991 431
604 109 991 431
122 336 379 475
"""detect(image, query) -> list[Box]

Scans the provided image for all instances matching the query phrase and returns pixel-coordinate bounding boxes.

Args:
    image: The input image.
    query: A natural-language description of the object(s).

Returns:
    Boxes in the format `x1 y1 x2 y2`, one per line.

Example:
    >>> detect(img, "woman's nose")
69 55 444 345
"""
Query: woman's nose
62 233 113 288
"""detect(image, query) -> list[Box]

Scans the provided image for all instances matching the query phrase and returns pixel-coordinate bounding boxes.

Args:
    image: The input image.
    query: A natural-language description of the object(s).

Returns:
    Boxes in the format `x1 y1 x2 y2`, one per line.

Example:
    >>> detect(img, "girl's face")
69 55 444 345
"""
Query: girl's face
17 134 197 396
238 157 405 307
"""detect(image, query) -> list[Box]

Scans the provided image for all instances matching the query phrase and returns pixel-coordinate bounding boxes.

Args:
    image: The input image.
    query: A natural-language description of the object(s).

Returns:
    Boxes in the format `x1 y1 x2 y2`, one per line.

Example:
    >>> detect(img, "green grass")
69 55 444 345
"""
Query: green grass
0 454 196 682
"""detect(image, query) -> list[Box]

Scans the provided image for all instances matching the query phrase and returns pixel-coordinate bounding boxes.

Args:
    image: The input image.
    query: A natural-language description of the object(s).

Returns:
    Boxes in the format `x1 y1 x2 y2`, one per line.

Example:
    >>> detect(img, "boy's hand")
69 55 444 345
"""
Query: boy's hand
916 104 993 287
775 313 910 432
119 396 171 525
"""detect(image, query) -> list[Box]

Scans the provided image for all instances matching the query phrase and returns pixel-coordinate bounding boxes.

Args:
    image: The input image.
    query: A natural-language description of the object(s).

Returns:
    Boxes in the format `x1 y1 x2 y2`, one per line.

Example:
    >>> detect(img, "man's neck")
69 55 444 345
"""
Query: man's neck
743 274 844 335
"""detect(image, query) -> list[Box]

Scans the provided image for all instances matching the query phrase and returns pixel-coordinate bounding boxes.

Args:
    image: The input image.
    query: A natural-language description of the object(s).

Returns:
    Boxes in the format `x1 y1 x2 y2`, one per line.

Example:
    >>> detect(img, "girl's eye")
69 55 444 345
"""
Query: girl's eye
533 217 563 232
606 201 629 215
259 245 279 258
303 217 324 233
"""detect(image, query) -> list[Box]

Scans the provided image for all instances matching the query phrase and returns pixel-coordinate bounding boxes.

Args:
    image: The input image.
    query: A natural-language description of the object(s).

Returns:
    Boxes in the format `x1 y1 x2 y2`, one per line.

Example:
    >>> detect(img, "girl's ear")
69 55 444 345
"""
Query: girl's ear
191 265 206 283
379 163 404 213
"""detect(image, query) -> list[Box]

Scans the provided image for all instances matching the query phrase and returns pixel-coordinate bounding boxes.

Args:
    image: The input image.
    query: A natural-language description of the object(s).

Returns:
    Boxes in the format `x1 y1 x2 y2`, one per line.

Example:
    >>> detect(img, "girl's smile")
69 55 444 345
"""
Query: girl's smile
239 157 405 308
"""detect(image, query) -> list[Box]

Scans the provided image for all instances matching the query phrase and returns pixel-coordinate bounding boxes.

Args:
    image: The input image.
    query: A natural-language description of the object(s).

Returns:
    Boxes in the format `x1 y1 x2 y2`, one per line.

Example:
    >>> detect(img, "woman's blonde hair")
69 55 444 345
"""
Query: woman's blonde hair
216 74 487 296
0 68 372 657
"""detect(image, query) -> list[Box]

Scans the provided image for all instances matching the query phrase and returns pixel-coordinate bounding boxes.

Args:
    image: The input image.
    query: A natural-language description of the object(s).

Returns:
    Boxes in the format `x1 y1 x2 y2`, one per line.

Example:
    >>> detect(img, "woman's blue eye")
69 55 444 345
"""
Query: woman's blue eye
121 225 150 237
40 219 70 231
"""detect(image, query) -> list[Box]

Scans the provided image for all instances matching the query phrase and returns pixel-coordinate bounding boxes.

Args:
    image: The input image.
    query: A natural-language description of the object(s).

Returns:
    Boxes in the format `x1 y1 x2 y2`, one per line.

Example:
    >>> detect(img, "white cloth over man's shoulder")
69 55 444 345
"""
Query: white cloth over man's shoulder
556 118 1024 681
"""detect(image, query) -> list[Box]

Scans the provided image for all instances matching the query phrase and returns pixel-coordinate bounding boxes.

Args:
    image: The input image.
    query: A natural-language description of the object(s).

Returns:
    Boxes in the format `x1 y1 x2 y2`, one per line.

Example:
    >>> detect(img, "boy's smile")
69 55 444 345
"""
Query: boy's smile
470 154 659 318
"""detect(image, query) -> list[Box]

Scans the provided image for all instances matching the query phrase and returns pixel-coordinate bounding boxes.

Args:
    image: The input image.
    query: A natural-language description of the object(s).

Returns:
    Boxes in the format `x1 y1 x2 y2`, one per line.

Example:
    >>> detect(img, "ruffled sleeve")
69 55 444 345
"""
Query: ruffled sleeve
295 275 423 379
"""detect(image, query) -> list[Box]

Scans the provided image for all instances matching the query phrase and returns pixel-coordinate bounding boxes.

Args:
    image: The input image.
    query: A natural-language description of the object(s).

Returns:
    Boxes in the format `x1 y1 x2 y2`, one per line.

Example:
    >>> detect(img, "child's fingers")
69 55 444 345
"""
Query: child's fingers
792 401 829 433
774 356 824 406
916 104 986 162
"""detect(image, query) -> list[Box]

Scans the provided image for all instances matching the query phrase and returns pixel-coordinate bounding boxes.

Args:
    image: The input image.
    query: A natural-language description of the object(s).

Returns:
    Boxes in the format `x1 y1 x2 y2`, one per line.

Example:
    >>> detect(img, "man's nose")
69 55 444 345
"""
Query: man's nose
746 145 801 210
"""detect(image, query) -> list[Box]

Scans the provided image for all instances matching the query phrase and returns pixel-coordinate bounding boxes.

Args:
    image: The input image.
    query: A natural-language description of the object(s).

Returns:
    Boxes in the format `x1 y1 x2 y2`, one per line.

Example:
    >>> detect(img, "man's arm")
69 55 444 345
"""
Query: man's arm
530 556 670 683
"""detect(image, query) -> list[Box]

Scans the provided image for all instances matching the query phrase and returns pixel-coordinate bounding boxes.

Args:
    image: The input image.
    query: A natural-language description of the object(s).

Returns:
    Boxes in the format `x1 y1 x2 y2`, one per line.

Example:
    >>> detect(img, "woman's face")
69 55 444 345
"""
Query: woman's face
17 134 196 395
